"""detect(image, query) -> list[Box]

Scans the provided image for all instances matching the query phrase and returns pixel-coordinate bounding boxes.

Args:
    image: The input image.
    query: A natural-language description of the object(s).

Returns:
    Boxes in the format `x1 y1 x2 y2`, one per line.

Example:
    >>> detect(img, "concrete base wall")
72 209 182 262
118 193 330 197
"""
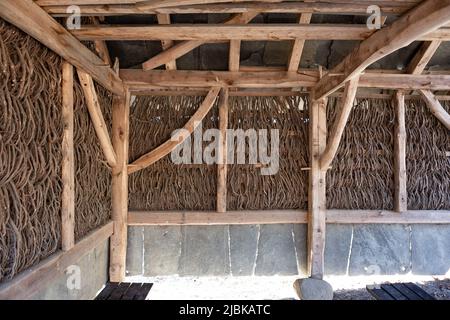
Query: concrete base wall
31 239 109 300
126 224 450 277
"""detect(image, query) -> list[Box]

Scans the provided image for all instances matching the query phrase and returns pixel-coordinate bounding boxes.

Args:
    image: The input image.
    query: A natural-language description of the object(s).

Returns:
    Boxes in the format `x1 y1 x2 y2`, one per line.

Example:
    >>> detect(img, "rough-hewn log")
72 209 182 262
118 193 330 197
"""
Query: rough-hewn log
418 90 450 130
217 88 229 213
394 91 408 213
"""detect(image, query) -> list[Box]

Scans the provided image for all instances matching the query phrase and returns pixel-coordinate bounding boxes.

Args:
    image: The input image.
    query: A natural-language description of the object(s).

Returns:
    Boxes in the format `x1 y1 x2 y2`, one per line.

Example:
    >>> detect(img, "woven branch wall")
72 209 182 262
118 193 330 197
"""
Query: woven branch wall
406 99 450 210
0 20 112 282
128 95 310 210
326 98 395 209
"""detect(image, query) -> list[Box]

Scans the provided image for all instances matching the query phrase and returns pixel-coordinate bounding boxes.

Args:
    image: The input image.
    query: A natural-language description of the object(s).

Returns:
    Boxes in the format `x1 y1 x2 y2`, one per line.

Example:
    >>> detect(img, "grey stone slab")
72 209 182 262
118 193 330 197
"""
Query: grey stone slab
325 225 353 275
144 226 182 277
293 224 308 276
255 224 298 276
294 278 334 300
349 225 411 276
412 225 450 275
126 226 143 277
229 225 258 276
31 239 109 300
179 226 230 276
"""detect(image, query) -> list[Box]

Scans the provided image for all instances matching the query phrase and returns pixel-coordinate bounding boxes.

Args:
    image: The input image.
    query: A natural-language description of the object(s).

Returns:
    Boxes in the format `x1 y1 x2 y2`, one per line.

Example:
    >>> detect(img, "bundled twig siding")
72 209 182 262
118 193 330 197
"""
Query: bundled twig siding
0 20 112 282
406 99 450 210
326 98 395 209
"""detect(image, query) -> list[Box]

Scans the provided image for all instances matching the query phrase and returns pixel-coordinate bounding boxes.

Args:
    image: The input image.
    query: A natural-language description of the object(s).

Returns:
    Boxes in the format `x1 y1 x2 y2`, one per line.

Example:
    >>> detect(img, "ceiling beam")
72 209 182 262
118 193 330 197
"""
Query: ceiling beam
142 12 258 70
407 40 442 75
71 24 450 41
288 11 313 72
312 0 450 100
0 0 124 96
43 2 414 16
119 69 450 91
156 14 177 70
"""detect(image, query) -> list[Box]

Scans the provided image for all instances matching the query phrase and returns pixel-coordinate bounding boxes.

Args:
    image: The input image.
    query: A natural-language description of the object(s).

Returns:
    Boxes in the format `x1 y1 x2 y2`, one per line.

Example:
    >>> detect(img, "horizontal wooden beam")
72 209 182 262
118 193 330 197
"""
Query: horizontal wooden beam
0 0 124 96
0 221 114 300
128 210 450 226
70 24 450 41
120 69 450 90
43 1 414 16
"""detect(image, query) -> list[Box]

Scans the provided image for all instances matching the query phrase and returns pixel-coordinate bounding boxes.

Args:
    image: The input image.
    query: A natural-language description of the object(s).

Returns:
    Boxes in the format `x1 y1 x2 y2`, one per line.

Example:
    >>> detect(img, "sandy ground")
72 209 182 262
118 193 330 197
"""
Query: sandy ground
126 275 450 300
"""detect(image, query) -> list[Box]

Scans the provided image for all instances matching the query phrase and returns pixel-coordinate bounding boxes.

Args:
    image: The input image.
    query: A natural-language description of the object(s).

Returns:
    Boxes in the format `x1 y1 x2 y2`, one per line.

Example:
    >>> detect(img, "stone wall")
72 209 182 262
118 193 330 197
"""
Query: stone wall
126 224 450 277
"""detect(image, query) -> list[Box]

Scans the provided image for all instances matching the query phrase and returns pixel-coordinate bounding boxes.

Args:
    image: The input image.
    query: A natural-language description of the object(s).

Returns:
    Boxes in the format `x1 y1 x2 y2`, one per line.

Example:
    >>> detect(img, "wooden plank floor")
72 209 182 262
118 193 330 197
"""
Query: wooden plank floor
95 283 153 300
367 282 436 300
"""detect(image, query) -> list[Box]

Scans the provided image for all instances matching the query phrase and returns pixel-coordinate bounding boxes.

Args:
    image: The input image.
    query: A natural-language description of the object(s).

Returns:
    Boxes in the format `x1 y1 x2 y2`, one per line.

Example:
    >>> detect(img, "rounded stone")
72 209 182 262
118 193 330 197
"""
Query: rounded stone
293 278 334 300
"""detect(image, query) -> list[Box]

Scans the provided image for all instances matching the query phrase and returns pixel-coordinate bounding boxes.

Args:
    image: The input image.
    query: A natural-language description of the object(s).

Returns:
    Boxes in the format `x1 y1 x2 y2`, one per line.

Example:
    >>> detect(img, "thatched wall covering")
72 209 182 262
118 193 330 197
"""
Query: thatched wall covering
0 20 111 282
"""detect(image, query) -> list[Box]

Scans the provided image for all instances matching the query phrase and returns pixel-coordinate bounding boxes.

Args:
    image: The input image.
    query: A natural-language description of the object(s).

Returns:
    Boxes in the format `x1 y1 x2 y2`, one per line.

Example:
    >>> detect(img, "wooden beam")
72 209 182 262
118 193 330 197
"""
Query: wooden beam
217 88 229 213
71 24 450 42
128 87 221 174
288 11 312 71
77 69 118 168
418 90 450 130
109 90 131 282
44 2 415 16
308 97 328 279
313 0 450 100
394 91 408 213
128 210 450 226
121 70 450 91
137 0 278 10
0 222 114 300
0 0 123 96
229 40 241 72
91 17 112 66
319 77 359 171
61 62 75 251
407 41 442 75
142 12 258 70
156 14 177 70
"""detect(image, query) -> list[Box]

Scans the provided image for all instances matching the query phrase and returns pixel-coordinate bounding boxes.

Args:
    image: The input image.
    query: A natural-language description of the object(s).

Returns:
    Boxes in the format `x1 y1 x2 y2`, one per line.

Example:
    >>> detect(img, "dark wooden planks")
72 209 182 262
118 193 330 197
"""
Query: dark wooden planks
95 282 153 300
367 282 436 300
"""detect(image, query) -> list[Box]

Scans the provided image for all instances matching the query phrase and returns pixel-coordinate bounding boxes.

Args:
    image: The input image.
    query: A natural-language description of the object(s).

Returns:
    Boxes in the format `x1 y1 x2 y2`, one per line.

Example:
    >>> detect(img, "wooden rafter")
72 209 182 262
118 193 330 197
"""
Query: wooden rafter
156 14 177 70
319 76 359 171
0 0 123 96
128 87 221 174
418 90 450 130
128 210 450 226
142 12 258 70
91 17 112 66
71 24 450 41
407 41 442 75
42 1 415 16
313 0 450 100
77 69 118 168
120 69 450 91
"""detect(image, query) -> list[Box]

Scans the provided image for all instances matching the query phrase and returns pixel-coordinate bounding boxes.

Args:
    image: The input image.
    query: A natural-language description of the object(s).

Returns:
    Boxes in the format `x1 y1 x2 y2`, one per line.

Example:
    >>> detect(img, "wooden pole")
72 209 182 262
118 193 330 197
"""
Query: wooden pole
418 89 450 130
394 91 408 213
308 98 328 279
61 62 75 251
109 89 131 282
217 88 229 213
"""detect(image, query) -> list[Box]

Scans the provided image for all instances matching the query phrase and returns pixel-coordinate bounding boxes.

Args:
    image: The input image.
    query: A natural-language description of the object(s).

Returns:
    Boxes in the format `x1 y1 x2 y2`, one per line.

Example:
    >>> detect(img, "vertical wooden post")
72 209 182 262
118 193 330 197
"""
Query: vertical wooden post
217 88 229 213
109 89 131 282
308 98 328 279
394 91 407 213
61 62 75 251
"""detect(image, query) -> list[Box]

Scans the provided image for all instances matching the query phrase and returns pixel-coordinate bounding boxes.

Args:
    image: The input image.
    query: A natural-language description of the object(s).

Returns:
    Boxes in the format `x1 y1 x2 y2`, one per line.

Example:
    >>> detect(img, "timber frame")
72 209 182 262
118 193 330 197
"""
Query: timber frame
1 0 450 298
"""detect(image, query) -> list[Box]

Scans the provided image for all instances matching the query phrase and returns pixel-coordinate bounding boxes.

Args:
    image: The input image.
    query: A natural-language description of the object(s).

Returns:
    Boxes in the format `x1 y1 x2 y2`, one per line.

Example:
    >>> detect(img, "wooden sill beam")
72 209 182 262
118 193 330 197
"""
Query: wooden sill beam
313 0 450 100
128 87 221 174
418 90 450 130
77 69 118 168
0 0 124 96
127 210 450 226
120 70 450 91
0 222 114 300
43 2 414 16
70 24 450 41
